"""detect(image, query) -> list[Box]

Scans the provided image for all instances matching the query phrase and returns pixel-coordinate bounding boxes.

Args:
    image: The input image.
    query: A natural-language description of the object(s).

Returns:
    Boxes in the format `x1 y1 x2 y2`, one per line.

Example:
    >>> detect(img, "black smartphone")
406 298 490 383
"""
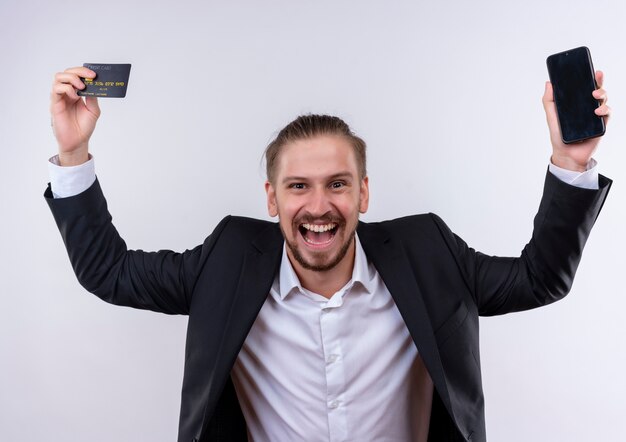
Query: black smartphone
546 46 605 144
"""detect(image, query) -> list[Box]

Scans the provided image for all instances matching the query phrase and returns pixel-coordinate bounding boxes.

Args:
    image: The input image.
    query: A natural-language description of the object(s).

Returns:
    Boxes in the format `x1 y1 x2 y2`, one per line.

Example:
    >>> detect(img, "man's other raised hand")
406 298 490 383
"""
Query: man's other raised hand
50 67 100 166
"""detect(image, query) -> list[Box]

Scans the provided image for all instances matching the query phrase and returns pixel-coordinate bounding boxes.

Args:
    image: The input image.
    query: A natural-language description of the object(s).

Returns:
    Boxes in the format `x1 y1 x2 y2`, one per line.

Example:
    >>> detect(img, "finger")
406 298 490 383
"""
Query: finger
595 103 611 118
54 72 86 90
595 70 604 88
63 66 97 78
52 82 80 102
593 88 607 103
85 97 100 116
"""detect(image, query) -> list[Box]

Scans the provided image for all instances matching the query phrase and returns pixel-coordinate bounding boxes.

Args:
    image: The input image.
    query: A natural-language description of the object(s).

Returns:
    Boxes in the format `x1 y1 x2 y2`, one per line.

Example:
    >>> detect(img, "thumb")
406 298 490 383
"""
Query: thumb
542 81 554 110
542 81 562 145
85 96 101 117
542 81 558 126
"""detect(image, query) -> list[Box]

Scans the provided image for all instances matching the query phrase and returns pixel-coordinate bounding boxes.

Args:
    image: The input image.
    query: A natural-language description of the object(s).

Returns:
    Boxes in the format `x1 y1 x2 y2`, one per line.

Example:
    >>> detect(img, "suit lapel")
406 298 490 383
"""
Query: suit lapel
201 222 283 426
220 222 283 360
357 221 452 414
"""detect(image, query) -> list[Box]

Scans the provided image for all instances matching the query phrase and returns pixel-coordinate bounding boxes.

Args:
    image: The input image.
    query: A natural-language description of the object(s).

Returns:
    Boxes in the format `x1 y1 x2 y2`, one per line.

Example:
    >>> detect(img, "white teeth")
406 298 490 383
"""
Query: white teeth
301 223 337 233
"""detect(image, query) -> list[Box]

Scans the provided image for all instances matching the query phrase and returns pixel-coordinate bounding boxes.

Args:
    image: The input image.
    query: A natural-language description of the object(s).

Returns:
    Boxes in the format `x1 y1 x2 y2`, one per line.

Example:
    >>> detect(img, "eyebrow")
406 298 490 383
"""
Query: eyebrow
281 172 354 184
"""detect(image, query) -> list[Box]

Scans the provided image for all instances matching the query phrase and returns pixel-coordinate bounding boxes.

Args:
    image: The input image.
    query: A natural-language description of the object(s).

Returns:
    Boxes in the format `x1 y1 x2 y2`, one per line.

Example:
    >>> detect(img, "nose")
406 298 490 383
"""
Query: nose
306 186 332 217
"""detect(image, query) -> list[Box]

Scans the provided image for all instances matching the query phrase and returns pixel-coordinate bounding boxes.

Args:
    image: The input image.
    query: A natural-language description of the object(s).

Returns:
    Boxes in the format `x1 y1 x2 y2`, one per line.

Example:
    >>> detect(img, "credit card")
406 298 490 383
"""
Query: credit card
78 63 131 98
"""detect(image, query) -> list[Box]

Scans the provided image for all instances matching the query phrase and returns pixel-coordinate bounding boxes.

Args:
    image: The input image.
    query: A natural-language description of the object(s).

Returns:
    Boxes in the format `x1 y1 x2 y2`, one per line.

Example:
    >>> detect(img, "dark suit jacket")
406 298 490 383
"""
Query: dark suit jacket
45 171 611 442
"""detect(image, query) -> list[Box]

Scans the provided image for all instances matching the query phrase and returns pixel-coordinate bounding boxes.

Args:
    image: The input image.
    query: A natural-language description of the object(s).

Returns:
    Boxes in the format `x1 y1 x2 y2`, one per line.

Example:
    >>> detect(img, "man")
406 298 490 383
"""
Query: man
47 66 611 442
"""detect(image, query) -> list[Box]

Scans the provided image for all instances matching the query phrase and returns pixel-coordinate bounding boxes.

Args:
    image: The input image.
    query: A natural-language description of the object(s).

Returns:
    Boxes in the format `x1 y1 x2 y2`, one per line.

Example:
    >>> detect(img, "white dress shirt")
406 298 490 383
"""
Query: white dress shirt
231 238 433 442
47 155 600 441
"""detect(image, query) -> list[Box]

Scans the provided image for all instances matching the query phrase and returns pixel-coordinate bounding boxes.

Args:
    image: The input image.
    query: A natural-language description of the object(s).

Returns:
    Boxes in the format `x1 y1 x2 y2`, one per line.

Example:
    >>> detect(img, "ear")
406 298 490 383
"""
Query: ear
359 176 369 214
265 181 278 217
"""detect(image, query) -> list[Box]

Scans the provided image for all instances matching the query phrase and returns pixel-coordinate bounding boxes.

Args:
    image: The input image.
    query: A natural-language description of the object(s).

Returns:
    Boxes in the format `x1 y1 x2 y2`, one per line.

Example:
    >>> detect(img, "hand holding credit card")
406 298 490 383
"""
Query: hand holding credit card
77 63 131 98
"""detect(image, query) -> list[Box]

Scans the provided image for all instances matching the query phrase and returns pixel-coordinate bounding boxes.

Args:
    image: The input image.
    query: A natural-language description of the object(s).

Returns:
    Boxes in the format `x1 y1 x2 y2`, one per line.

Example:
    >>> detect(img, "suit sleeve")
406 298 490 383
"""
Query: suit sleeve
45 178 230 315
432 170 612 316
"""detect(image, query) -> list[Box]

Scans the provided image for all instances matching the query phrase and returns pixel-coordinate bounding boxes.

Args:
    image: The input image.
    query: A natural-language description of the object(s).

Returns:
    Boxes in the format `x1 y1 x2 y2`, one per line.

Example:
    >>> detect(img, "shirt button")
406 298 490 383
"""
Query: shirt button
329 400 340 409
327 354 339 364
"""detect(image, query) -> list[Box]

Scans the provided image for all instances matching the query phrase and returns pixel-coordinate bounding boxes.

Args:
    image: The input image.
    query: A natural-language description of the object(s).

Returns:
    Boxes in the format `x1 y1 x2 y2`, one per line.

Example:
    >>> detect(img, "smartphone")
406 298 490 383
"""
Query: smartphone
546 46 605 144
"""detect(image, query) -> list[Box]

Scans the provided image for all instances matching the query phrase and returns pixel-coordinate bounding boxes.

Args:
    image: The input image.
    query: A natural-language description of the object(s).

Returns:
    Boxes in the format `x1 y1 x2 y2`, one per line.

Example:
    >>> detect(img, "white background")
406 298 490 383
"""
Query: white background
1 0 624 440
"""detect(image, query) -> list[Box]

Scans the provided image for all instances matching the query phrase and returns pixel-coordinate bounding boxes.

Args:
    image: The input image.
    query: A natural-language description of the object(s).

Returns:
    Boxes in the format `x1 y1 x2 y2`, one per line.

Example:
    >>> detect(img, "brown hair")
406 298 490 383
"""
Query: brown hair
265 114 367 184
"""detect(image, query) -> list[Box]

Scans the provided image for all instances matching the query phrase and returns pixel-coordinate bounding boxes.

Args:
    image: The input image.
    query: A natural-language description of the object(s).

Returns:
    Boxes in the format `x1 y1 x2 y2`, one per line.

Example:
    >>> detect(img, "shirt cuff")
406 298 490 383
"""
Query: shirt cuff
48 154 97 198
548 158 599 190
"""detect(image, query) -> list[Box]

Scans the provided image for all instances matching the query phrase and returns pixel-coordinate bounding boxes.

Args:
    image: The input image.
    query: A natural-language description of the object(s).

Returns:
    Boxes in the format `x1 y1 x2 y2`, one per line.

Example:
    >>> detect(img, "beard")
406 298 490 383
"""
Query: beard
281 216 357 272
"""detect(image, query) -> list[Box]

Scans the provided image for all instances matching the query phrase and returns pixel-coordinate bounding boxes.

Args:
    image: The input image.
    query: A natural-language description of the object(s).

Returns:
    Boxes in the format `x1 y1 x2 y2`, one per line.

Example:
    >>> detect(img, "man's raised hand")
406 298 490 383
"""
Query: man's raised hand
543 70 611 172
50 67 100 166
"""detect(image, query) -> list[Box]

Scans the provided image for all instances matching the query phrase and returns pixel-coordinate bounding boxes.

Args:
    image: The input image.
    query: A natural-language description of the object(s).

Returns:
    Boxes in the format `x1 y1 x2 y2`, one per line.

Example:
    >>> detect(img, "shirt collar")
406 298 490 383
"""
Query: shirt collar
277 234 375 300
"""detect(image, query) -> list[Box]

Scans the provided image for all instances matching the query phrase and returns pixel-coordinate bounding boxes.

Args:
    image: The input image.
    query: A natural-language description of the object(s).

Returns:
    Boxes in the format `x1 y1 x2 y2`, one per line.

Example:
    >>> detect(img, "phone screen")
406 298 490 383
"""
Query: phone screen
546 46 605 144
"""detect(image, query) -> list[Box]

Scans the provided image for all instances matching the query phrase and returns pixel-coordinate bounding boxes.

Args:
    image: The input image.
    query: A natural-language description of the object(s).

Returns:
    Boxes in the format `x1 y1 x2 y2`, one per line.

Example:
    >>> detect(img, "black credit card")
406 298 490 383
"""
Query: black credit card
78 63 131 98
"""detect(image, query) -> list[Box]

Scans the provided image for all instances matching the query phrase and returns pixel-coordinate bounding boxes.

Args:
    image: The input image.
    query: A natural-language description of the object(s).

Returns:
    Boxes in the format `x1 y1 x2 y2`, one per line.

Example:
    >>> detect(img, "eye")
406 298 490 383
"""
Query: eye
289 183 306 190
330 181 346 189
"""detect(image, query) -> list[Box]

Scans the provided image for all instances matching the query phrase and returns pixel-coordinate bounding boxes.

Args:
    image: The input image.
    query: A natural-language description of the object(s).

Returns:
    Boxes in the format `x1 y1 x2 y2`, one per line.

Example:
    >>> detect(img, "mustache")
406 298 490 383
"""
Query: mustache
293 213 345 225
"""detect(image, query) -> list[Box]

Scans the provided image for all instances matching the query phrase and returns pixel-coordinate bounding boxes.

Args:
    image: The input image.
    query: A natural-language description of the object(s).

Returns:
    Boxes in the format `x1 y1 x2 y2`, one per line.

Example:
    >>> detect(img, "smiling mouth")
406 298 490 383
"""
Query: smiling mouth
298 222 338 246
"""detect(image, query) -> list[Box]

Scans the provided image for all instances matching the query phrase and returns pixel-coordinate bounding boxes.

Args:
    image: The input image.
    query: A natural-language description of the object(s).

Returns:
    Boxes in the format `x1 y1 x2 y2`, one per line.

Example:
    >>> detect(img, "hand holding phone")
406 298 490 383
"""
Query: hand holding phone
546 46 604 144
543 47 610 172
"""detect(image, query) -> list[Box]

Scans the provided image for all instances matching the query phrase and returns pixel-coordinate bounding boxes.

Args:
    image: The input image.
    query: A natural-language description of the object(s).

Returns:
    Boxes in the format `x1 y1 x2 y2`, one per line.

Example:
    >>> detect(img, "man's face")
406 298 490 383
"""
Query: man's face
265 135 369 273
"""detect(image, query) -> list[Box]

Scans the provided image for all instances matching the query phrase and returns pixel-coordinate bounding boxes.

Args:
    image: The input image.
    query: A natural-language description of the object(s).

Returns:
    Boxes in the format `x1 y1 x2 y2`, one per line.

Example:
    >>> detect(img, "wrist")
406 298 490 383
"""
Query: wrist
58 148 89 167
550 154 588 172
